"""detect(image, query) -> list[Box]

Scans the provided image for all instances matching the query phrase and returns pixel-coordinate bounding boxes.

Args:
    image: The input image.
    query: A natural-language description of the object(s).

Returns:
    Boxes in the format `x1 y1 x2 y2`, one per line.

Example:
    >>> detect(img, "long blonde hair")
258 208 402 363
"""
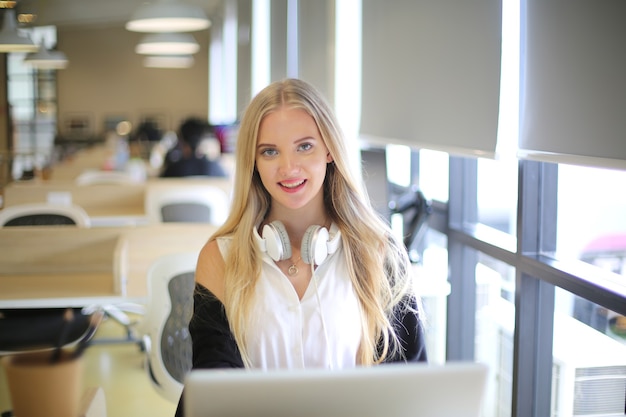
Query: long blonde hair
207 78 417 366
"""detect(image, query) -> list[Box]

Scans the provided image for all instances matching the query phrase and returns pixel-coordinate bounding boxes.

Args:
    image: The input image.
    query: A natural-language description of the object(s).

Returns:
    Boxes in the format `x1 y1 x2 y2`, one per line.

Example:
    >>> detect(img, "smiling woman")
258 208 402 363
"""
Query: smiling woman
175 78 428 416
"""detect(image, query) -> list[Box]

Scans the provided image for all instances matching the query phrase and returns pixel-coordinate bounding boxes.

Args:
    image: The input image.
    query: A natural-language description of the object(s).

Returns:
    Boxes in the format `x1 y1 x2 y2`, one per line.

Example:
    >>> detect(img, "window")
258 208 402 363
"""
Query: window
556 164 626 265
553 288 626 417
418 228 449 365
7 27 60 181
474 254 515 417
419 149 449 204
477 158 518 236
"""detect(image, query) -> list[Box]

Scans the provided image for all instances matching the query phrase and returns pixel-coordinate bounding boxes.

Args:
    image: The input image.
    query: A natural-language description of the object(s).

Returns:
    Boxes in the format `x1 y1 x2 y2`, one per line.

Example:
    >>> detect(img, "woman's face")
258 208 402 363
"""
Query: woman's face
255 106 332 212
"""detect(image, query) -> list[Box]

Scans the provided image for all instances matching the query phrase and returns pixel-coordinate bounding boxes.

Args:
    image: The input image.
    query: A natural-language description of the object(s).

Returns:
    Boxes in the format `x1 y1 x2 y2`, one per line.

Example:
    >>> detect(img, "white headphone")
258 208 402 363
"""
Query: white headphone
255 220 341 266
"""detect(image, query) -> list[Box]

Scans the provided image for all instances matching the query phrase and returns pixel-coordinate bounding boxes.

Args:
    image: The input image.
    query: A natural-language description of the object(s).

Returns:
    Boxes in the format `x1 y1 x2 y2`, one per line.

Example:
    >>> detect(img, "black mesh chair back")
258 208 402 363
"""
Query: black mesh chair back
160 271 195 383
142 251 198 403
0 203 91 228
4 214 78 227
160 203 212 223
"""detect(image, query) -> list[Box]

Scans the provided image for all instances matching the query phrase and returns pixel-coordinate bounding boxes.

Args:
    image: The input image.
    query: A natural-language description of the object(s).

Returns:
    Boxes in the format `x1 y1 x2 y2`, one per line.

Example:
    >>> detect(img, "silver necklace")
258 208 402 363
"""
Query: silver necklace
288 257 302 276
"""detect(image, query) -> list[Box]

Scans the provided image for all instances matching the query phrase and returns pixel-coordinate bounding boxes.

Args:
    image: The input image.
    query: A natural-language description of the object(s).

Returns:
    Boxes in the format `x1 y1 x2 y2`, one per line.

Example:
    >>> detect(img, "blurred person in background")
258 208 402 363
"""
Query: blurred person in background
161 117 228 178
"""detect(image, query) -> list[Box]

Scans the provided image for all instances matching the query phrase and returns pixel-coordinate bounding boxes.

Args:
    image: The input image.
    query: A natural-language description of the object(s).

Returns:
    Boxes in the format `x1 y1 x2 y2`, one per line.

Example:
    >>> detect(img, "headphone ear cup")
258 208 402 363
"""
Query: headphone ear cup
262 221 292 261
301 225 330 265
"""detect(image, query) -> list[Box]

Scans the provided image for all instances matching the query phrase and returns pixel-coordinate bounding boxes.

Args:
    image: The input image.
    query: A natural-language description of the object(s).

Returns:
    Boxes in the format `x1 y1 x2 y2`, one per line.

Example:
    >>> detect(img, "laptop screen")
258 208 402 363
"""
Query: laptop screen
184 362 488 417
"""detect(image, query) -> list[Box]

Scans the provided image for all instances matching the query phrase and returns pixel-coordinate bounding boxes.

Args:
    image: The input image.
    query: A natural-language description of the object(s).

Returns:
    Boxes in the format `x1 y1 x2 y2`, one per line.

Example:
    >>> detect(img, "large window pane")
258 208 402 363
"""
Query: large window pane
419 149 449 203
474 254 515 417
553 288 626 417
557 164 626 262
417 228 449 365
477 158 518 235
557 164 626 345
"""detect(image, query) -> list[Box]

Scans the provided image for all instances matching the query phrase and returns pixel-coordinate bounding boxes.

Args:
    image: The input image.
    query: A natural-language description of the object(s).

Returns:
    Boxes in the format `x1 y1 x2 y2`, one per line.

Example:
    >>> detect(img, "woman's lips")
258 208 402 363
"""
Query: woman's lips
279 179 306 192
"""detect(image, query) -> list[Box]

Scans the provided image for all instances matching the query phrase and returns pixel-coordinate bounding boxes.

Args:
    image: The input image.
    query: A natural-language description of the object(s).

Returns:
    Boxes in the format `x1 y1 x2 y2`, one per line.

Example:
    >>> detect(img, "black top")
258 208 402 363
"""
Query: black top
175 283 428 416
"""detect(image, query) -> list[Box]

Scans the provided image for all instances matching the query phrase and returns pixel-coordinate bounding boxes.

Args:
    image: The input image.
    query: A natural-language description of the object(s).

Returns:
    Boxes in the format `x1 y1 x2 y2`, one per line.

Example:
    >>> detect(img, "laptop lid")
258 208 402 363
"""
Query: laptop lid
184 362 488 417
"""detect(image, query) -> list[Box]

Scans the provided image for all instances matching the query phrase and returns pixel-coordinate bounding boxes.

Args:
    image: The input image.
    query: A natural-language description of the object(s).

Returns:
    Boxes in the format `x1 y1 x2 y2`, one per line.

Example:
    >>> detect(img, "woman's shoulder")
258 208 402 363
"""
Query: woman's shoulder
196 237 230 302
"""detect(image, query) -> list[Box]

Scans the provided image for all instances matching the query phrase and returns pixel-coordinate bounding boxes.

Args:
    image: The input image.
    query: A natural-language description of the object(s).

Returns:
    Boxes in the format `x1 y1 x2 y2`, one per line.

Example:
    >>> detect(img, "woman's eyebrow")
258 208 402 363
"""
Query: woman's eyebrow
294 136 316 144
256 136 316 148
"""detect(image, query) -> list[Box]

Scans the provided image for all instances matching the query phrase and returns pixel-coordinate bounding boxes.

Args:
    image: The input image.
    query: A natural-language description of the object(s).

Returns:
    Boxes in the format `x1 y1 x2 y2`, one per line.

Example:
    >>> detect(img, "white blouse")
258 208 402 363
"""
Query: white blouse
217 230 362 370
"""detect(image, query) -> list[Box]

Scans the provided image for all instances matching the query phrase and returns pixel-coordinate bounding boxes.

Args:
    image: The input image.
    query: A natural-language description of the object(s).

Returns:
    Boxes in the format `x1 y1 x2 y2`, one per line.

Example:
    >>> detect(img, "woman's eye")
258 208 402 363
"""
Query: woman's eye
298 143 313 152
261 148 277 157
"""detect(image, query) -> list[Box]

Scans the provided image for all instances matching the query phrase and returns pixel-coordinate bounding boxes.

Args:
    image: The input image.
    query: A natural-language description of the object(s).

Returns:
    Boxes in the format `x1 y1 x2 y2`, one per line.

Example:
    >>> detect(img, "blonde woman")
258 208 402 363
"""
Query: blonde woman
176 78 427 415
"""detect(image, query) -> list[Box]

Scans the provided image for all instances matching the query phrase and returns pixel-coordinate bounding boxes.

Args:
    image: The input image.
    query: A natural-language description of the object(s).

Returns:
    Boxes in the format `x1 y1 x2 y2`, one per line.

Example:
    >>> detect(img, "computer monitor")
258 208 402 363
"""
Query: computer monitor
184 362 488 417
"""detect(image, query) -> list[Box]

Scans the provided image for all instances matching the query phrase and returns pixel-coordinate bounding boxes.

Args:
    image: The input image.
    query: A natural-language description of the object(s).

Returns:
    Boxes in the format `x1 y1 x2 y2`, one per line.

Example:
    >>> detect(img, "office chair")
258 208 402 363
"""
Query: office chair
0 307 104 355
140 252 198 403
0 202 92 227
144 183 230 225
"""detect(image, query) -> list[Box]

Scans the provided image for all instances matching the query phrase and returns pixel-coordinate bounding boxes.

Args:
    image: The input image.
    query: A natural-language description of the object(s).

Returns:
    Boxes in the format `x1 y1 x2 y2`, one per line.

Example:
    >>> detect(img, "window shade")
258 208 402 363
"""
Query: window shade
298 0 334 103
360 0 502 158
519 0 626 170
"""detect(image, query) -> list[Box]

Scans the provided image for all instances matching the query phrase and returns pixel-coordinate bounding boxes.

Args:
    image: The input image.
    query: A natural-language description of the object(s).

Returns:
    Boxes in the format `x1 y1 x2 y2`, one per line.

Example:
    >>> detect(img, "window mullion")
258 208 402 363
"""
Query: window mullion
512 160 557 417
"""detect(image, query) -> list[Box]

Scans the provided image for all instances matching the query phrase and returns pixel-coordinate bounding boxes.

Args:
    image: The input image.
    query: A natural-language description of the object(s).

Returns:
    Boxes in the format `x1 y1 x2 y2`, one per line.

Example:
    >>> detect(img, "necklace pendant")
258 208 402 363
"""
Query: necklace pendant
288 264 298 276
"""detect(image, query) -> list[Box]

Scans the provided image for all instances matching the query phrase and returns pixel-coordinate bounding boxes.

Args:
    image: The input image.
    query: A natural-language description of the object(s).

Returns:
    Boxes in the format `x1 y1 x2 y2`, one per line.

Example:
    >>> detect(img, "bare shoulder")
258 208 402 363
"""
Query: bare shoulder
195 238 226 302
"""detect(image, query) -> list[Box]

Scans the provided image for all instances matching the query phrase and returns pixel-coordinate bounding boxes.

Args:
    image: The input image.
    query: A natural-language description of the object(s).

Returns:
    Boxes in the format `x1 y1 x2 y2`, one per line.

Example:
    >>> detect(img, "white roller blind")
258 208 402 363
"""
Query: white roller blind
519 0 626 170
298 0 334 102
360 0 502 158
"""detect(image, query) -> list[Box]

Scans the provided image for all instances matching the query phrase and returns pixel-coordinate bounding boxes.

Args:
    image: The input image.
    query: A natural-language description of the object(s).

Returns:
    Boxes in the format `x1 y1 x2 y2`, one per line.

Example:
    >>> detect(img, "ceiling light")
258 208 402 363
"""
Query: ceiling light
0 9 38 53
135 32 199 55
143 54 194 69
23 41 68 69
126 0 211 33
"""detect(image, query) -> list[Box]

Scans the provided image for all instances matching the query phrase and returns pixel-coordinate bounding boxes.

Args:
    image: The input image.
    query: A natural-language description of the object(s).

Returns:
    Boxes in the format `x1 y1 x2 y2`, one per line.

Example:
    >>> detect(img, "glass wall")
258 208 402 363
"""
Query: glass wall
419 149 449 204
477 158 518 236
556 164 626 264
553 288 626 417
418 228 449 365
439 156 626 416
556 164 626 349
474 254 516 417
6 27 60 182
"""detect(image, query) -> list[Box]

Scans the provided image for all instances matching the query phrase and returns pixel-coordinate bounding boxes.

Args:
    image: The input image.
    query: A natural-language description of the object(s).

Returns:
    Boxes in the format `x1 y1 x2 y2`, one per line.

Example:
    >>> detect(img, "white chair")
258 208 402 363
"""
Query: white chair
144 183 230 225
140 251 198 403
0 203 91 227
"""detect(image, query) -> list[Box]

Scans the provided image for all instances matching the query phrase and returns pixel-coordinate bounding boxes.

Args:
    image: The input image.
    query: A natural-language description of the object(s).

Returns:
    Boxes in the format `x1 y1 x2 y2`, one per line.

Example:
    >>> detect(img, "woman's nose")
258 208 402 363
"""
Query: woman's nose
279 154 299 173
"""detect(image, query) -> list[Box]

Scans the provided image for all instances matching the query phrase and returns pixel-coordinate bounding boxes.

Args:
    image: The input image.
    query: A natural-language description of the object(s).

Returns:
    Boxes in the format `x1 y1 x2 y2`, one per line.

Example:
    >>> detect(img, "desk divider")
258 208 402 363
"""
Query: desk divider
0 224 218 307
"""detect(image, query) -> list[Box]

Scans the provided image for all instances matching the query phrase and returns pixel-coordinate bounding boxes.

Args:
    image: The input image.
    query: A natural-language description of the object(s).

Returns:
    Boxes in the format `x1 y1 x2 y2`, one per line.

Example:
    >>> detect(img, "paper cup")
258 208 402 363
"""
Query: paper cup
2 351 84 417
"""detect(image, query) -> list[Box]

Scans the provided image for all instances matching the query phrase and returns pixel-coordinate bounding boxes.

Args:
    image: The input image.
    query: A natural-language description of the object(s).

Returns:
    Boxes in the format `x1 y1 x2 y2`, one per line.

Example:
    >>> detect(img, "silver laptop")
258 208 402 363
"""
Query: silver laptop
184 362 488 417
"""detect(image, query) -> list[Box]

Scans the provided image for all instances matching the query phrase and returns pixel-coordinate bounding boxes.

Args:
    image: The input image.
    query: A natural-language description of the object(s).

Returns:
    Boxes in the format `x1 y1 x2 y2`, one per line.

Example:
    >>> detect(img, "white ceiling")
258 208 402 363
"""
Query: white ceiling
12 0 223 30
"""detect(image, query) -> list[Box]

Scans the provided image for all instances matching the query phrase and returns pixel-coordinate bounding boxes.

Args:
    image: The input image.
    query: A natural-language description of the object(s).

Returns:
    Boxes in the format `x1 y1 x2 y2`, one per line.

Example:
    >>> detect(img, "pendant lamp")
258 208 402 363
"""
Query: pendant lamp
23 41 68 69
135 32 199 55
0 9 38 53
143 54 194 68
126 0 211 33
